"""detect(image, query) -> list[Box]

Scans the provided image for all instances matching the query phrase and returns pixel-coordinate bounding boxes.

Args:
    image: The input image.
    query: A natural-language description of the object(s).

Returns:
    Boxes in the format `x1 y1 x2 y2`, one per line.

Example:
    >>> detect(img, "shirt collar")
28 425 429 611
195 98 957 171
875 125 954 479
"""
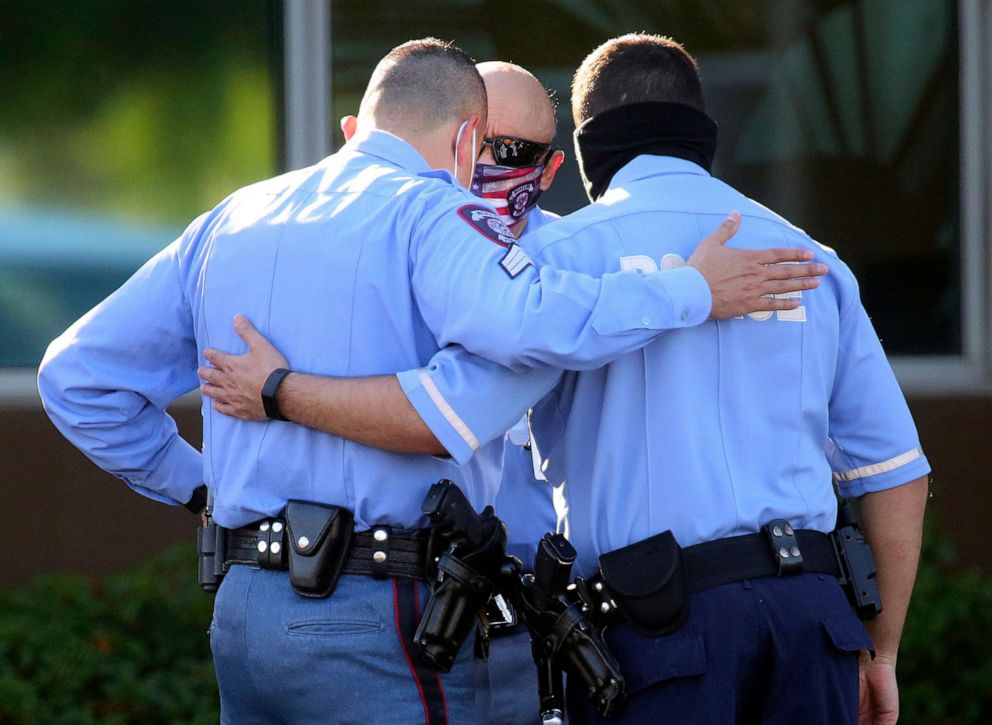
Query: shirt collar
345 127 433 175
606 154 710 193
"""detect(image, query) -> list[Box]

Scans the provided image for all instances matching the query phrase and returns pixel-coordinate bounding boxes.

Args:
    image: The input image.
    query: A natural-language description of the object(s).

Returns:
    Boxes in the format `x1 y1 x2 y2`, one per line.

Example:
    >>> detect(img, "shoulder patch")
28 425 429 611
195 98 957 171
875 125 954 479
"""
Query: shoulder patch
457 204 516 248
499 243 533 279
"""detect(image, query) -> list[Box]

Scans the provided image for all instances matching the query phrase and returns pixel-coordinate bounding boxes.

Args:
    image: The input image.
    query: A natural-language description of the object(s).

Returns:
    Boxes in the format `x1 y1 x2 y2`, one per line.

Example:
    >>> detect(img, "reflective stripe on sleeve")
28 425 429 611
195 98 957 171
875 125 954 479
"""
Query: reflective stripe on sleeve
832 448 922 482
418 370 480 453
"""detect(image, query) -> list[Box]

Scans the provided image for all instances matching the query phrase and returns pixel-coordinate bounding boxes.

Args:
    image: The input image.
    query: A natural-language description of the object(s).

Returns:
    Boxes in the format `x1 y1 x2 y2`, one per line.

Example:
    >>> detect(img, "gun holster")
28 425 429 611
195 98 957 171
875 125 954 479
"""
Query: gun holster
597 530 689 636
197 518 226 592
831 524 883 620
285 500 354 598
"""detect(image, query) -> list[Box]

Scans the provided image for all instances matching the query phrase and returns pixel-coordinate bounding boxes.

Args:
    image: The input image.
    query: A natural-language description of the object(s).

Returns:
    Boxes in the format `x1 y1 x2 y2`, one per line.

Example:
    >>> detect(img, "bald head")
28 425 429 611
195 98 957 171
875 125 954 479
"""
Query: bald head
477 61 556 144
359 38 487 138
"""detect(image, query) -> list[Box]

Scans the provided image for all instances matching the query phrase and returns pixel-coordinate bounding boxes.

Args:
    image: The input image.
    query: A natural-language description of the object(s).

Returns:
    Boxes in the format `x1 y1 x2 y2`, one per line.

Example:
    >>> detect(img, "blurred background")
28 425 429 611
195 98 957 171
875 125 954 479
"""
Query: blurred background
1 0 989 722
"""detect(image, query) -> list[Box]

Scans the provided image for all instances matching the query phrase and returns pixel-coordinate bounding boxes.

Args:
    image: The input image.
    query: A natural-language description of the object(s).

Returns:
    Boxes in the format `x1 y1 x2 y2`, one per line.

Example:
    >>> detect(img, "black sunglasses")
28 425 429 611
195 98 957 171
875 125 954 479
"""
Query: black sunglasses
480 136 553 167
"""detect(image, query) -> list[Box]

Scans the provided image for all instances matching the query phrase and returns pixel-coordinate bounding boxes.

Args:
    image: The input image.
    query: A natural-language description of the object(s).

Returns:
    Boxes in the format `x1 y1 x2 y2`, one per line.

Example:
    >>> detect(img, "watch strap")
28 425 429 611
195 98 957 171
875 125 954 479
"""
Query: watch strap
261 368 293 421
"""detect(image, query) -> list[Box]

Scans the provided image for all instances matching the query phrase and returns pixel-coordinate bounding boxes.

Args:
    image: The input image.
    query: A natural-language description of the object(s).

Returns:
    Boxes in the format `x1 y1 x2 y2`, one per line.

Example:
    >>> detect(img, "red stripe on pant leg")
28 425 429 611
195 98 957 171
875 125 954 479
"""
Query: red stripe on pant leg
413 579 450 724
393 577 431 724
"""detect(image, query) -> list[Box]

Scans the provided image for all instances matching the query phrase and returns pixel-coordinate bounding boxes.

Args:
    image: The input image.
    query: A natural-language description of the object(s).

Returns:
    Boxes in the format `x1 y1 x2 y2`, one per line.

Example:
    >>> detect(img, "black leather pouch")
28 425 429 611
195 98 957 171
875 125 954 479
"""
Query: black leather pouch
598 530 689 636
285 500 355 598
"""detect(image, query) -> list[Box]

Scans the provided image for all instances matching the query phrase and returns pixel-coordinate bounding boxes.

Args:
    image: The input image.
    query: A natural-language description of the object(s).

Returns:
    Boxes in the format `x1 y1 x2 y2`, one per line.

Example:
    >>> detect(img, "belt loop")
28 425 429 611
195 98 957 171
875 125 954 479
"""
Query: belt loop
762 519 803 575
370 525 391 578
257 518 288 570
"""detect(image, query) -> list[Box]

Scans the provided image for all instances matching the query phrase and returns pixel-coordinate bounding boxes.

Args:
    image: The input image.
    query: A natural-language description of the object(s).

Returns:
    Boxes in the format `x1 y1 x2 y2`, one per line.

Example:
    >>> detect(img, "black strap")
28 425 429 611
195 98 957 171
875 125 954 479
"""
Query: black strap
223 522 429 580
588 529 839 601
261 368 293 421
394 577 449 725
682 529 839 593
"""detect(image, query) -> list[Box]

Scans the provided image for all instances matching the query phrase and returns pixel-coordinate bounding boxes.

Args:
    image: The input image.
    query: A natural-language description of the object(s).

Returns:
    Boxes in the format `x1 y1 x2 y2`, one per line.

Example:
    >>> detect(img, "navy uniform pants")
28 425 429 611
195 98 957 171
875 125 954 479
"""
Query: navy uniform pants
567 573 873 724
210 566 486 724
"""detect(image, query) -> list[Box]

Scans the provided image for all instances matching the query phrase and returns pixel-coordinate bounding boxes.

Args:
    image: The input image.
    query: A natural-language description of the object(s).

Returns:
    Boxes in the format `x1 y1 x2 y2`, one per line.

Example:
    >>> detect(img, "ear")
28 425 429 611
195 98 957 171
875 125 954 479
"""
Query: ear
539 149 565 192
340 115 358 141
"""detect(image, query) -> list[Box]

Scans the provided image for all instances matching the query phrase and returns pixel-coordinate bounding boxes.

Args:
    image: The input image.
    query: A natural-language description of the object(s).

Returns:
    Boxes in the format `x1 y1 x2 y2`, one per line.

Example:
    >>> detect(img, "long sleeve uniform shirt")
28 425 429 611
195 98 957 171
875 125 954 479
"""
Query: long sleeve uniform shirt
38 131 712 530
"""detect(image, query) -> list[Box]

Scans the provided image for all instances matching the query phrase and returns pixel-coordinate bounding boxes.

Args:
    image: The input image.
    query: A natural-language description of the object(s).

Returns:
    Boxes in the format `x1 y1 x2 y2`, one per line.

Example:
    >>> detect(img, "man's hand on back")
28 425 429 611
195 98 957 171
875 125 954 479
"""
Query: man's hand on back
689 212 828 319
199 314 288 421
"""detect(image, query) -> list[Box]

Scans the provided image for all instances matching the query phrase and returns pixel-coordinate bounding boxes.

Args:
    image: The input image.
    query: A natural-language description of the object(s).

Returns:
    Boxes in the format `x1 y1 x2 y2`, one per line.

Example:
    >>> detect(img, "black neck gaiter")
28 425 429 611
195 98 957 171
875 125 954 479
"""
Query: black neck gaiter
574 101 718 201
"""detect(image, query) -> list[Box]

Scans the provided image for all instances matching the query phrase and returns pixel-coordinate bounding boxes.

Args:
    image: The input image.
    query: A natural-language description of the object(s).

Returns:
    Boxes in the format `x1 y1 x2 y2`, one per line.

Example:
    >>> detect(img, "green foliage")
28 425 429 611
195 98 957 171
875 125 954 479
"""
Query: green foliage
0 546 217 725
899 530 992 724
0 0 275 224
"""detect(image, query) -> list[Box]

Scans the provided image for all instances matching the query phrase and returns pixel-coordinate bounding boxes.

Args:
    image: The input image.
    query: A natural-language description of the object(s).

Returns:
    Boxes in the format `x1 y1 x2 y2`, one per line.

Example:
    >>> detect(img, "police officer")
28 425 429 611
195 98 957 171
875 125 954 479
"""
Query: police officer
38 38 824 725
201 35 929 725
464 61 567 725
407 36 931 724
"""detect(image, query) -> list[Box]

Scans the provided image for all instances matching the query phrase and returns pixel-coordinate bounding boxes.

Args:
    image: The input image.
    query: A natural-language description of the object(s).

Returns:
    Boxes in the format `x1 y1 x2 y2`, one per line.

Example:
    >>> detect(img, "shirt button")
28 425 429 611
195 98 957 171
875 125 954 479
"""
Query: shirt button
641 315 651 326
680 310 689 321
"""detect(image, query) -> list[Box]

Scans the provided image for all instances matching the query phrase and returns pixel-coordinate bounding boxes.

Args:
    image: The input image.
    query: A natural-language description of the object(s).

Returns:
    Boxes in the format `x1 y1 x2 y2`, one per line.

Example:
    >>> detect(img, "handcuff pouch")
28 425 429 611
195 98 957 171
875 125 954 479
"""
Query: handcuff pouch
285 500 354 598
598 530 689 636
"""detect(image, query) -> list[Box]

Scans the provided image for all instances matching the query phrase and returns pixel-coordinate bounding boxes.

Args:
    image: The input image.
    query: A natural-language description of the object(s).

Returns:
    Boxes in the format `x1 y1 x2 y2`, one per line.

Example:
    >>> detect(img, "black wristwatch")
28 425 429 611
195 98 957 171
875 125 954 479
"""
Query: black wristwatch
184 484 209 515
261 368 293 421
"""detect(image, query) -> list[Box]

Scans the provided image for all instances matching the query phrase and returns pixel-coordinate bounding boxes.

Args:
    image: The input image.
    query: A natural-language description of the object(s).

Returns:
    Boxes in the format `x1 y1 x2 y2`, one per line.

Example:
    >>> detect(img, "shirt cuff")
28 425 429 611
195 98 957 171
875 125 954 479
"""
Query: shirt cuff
661 266 712 327
592 265 711 335
124 435 204 506
397 369 477 466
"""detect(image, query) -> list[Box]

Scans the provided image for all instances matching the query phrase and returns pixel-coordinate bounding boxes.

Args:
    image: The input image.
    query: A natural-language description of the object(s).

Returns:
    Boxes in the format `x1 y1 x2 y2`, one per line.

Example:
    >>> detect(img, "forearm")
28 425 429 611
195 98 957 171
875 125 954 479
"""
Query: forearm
37 240 203 505
276 372 445 454
856 474 929 660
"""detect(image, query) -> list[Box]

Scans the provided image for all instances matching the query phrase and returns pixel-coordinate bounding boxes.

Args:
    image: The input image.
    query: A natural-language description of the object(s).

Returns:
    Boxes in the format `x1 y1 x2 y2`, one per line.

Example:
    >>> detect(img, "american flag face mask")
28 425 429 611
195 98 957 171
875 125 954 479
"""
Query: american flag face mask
469 162 545 226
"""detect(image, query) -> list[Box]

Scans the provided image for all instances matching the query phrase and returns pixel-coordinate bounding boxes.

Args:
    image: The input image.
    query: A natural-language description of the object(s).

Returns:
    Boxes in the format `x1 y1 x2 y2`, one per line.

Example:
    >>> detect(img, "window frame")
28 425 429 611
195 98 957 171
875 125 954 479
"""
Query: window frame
889 0 991 394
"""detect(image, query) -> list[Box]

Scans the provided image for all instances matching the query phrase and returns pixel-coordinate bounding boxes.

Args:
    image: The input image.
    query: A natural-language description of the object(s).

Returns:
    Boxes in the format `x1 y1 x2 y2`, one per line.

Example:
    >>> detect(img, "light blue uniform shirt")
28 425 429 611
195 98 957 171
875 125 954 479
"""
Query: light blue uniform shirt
399 155 931 574
38 133 712 531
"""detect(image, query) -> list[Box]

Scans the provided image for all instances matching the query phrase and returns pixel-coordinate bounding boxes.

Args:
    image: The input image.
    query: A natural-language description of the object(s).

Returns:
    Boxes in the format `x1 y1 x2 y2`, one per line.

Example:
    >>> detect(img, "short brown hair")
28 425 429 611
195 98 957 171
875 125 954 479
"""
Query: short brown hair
571 34 704 126
362 38 487 131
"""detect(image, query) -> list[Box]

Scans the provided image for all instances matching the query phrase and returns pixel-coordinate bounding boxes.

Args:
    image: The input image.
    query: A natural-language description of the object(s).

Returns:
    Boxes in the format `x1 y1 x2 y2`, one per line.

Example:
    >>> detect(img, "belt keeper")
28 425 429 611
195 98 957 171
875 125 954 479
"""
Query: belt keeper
370 526 391 578
256 519 288 570
763 518 803 575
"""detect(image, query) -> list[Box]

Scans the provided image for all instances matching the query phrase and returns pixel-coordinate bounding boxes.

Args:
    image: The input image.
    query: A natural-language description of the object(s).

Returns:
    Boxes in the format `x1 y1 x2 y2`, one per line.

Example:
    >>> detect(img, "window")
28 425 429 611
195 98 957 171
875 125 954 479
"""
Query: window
0 0 278 367
328 0 984 390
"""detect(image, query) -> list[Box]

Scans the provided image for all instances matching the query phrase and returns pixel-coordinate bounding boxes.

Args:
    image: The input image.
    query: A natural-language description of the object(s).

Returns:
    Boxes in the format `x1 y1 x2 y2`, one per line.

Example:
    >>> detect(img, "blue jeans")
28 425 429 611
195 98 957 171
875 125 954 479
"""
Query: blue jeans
210 566 486 724
566 573 873 724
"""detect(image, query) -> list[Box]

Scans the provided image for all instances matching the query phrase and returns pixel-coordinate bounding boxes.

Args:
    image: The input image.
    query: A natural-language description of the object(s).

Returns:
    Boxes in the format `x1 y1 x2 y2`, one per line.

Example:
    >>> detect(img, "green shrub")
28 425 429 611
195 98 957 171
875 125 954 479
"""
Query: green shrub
899 530 992 724
0 545 217 725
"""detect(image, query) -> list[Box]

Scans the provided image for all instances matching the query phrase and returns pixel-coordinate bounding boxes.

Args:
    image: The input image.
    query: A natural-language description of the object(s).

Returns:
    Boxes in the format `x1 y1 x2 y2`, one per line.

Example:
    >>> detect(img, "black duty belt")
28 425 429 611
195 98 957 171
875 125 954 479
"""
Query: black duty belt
681 527 840 592
586 525 841 605
578 524 845 634
223 520 430 580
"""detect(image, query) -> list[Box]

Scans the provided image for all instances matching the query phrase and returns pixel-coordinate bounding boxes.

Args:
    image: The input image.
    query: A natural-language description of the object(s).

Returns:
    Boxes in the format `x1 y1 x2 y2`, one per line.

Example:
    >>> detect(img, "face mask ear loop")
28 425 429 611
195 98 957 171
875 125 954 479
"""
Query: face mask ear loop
453 119 469 183
468 126 478 184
